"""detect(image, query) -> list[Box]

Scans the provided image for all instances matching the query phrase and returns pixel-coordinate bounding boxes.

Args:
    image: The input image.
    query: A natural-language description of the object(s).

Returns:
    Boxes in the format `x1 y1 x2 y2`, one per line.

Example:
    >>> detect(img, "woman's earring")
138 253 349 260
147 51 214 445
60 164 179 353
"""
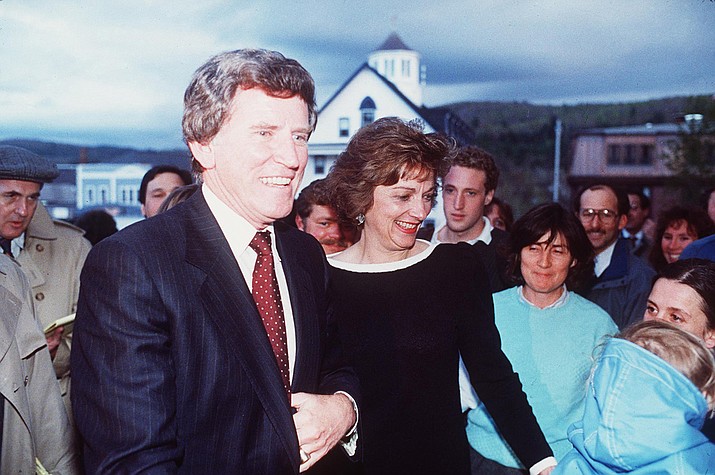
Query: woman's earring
356 213 365 225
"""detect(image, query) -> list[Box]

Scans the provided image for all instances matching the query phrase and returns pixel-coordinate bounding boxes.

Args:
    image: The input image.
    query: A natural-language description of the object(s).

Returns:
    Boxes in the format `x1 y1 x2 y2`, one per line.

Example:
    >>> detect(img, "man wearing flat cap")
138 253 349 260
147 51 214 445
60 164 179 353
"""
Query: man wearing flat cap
0 145 91 418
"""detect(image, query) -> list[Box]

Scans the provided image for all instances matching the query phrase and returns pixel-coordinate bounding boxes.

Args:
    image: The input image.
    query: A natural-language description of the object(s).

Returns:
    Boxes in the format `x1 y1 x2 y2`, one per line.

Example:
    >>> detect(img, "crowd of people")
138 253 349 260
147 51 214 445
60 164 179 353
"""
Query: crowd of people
0 47 714 474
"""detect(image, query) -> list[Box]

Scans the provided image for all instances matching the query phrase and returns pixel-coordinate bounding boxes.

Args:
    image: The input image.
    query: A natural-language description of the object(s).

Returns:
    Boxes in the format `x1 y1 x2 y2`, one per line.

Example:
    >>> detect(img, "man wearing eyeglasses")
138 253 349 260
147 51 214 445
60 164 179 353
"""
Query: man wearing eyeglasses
573 184 655 329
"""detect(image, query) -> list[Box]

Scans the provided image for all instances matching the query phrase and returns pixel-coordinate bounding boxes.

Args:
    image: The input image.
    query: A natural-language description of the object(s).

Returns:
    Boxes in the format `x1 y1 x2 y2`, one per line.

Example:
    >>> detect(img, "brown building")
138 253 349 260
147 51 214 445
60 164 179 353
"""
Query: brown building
568 122 686 215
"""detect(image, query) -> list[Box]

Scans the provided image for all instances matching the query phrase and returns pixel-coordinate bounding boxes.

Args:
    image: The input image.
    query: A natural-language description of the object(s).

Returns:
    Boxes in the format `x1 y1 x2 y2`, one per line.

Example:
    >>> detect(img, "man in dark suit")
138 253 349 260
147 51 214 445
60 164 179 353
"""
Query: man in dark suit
621 188 653 258
71 49 359 474
431 145 521 472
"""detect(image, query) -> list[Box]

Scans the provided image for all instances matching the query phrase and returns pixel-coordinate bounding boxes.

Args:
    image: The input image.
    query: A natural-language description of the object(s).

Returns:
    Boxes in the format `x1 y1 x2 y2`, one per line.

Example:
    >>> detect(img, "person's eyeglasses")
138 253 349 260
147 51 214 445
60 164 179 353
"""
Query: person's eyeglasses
579 208 618 224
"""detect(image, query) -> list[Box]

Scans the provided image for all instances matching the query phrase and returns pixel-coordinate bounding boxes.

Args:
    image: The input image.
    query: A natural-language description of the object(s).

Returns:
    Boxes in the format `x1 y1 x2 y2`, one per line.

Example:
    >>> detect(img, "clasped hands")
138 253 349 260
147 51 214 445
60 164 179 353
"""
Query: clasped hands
292 392 356 472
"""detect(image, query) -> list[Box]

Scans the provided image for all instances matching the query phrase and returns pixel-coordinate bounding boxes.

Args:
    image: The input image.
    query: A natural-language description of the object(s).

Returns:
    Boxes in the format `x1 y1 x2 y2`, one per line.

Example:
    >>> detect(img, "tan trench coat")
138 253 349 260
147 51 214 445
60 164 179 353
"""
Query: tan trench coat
0 254 79 474
16 203 91 409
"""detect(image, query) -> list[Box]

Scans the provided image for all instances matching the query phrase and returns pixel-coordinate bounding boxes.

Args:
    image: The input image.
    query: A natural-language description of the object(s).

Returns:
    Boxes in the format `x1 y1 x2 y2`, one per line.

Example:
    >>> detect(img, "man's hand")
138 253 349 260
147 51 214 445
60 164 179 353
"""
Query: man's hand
292 392 356 472
538 466 556 475
45 326 64 360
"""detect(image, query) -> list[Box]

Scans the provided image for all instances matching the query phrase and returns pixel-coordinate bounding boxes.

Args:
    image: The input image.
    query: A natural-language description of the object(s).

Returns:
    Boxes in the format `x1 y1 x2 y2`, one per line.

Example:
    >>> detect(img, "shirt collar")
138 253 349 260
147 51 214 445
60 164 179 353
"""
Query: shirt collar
621 229 644 240
433 216 493 245
517 284 570 309
202 184 276 258
594 239 618 277
6 233 26 257
475 216 494 245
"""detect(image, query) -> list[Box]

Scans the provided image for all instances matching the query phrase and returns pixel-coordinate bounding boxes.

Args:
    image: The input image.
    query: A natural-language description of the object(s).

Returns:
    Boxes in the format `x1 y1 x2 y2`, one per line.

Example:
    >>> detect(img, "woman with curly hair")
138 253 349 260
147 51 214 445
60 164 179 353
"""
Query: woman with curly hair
648 205 715 271
324 117 554 474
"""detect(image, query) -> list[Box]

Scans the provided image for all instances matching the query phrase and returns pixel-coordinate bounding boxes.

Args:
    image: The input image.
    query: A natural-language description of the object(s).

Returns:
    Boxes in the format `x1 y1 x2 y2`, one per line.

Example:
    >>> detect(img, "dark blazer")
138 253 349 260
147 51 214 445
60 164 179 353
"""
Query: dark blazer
472 227 512 294
581 238 656 330
71 191 359 474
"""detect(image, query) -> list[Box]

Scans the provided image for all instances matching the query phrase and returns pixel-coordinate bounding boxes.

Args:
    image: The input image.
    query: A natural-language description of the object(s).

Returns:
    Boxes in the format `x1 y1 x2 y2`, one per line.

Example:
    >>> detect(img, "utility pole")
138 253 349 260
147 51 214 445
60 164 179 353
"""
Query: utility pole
552 118 562 202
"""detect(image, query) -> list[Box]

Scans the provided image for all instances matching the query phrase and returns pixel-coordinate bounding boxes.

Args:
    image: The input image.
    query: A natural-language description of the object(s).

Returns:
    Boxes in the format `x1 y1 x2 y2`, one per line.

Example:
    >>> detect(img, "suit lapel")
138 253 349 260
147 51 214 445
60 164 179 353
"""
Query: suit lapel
274 223 321 392
181 193 299 468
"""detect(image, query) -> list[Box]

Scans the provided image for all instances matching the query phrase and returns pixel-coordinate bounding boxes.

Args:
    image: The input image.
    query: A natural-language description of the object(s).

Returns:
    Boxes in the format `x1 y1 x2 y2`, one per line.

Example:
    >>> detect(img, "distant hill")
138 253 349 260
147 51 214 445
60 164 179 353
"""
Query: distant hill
441 94 713 214
0 138 190 167
448 96 705 134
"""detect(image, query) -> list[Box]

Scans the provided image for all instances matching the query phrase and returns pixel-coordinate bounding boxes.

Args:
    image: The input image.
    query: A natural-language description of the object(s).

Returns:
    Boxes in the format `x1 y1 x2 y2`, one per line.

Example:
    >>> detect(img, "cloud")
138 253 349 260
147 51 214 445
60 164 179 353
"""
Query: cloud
0 0 713 148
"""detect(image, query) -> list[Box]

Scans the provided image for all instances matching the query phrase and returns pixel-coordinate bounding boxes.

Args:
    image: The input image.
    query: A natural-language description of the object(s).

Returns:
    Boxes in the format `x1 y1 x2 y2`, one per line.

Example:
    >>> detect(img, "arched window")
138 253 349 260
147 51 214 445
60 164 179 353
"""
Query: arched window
360 97 376 127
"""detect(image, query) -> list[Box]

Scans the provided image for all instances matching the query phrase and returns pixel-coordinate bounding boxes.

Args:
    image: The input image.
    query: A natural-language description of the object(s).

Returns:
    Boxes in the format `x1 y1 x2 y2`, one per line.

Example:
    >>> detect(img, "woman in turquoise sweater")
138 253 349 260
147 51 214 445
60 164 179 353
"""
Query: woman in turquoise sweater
466 203 618 474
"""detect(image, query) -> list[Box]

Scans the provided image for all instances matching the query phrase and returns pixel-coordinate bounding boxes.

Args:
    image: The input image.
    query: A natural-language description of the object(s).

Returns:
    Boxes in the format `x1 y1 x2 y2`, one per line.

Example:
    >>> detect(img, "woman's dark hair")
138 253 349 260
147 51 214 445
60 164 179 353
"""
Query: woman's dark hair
655 258 715 330
485 196 514 232
506 202 595 292
73 209 118 246
325 117 454 224
648 205 715 272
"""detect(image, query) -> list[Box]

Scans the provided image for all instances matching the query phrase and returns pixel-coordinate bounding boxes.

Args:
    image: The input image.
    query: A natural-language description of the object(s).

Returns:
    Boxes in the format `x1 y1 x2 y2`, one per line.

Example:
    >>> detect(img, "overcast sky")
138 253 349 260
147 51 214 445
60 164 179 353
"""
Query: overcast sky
1 1 713 149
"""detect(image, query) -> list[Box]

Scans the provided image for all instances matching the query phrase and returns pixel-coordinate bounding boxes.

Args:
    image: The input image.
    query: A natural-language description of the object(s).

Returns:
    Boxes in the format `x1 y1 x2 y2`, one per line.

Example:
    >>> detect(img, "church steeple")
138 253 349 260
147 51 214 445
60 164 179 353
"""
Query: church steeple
368 33 425 106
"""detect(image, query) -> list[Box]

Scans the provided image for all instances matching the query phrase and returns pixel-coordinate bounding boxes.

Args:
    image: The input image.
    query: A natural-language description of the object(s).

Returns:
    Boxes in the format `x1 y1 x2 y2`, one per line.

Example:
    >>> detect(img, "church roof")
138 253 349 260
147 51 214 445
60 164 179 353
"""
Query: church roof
374 32 412 52
319 63 474 146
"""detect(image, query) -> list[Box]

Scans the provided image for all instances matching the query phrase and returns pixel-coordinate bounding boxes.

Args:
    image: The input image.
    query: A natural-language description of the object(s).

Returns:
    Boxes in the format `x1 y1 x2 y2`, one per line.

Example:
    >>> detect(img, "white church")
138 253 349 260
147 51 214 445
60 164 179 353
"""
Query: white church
304 33 474 188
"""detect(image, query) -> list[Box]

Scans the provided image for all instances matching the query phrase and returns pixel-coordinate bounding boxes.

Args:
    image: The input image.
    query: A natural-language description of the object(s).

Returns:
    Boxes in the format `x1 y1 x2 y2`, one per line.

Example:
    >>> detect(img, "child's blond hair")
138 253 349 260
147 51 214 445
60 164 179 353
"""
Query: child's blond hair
619 320 715 410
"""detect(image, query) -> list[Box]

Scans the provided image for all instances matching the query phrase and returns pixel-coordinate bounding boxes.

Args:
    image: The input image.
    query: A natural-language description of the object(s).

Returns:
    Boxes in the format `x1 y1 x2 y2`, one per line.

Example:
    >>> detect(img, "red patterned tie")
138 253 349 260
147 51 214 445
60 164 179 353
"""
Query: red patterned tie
249 231 291 398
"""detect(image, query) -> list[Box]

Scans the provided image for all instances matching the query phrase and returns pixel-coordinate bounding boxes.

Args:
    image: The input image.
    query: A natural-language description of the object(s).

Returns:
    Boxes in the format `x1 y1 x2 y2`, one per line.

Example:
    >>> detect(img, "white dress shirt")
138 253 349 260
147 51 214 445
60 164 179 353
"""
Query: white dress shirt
594 240 618 278
202 185 358 454
203 185 298 379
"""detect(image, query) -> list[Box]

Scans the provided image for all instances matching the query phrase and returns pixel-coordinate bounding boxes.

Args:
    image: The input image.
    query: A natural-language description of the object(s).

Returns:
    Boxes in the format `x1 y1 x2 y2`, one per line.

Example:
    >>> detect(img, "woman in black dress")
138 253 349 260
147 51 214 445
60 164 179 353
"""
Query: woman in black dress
324 117 554 475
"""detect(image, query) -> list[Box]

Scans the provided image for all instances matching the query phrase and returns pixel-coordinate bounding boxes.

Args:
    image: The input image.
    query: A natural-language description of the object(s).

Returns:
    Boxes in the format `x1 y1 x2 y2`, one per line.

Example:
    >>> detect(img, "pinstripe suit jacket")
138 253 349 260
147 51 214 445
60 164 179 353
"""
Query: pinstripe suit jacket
71 191 358 474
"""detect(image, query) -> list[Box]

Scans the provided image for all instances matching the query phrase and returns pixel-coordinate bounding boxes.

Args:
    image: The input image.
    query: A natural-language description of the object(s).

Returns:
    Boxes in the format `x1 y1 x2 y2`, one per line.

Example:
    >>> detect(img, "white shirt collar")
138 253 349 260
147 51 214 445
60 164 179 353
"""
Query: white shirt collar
621 229 644 241
202 184 278 260
517 284 570 309
432 216 493 245
594 239 618 277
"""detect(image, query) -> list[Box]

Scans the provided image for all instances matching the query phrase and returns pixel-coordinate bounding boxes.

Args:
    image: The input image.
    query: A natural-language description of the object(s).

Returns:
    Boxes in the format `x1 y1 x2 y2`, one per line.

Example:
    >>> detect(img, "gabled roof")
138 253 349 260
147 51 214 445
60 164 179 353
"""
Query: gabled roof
318 63 474 146
319 62 422 116
374 32 412 52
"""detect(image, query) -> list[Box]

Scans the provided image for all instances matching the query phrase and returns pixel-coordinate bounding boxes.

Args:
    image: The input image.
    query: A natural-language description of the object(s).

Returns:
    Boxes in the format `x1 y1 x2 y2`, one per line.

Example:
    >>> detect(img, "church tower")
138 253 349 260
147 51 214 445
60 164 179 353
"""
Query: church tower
368 33 425 106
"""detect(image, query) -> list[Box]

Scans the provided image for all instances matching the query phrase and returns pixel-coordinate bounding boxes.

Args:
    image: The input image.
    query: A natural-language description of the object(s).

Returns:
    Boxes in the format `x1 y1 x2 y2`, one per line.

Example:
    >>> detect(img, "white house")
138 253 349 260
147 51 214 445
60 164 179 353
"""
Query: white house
75 163 150 228
305 33 474 229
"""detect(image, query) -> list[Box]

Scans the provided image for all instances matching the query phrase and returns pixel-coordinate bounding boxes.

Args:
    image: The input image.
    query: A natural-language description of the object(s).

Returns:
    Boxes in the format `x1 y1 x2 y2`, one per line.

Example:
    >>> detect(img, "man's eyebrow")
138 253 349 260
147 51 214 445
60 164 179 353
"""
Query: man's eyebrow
250 122 278 130
293 126 312 135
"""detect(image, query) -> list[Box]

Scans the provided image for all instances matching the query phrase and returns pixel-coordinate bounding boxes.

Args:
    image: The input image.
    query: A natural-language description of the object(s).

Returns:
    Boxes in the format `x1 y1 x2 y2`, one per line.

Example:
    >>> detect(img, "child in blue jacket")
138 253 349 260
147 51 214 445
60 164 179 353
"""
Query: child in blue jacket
555 320 715 474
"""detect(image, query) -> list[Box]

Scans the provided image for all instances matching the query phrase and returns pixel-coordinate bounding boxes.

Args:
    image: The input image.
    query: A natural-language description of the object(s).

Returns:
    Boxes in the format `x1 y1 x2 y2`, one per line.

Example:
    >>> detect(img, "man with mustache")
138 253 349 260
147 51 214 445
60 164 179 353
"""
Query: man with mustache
294 179 356 255
574 184 655 329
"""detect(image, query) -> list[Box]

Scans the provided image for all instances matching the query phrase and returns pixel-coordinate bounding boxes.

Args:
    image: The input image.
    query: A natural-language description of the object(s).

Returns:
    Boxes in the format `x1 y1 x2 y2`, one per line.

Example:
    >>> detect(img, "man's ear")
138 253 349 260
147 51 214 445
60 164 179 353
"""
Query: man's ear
188 141 216 170
140 203 147 218
617 213 628 231
570 258 577 269
704 329 715 350
484 189 495 206
295 214 306 231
